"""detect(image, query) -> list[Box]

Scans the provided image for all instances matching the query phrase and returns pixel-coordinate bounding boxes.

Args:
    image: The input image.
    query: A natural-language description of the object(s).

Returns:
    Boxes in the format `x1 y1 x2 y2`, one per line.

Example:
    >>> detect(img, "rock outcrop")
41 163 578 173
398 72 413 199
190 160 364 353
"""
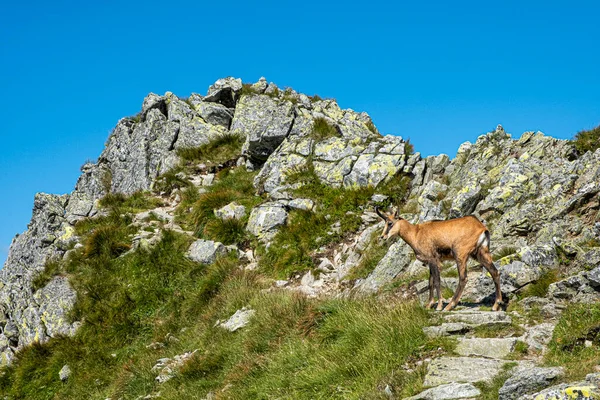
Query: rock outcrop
3 76 600 399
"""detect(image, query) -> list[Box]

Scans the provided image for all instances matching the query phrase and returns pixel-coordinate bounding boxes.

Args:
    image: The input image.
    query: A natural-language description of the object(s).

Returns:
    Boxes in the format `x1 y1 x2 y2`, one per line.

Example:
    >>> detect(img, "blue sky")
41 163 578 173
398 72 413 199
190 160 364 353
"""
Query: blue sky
1 0 599 264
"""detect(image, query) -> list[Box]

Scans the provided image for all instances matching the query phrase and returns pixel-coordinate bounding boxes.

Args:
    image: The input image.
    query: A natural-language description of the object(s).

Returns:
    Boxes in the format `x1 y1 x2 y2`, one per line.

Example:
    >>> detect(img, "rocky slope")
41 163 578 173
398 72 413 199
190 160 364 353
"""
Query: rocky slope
2 77 600 399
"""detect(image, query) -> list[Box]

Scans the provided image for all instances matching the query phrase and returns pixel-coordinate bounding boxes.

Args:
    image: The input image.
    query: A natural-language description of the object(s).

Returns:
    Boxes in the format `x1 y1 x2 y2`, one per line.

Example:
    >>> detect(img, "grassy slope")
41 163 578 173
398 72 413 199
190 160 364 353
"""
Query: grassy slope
0 135 434 399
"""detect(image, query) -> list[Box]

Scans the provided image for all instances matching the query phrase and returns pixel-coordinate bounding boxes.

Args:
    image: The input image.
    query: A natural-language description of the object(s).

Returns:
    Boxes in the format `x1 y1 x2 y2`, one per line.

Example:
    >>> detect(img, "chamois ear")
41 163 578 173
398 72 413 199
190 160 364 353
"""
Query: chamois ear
394 207 400 219
375 207 388 221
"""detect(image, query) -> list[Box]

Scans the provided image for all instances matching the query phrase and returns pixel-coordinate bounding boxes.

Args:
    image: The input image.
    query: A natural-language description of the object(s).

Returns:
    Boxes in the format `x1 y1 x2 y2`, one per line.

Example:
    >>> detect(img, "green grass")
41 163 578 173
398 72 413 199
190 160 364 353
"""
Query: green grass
182 168 262 244
474 362 517 400
177 132 244 166
0 212 434 399
545 303 600 381
571 124 600 154
311 117 341 141
260 166 375 277
99 191 163 213
260 164 412 278
472 323 525 339
492 246 519 261
517 269 559 299
153 167 192 195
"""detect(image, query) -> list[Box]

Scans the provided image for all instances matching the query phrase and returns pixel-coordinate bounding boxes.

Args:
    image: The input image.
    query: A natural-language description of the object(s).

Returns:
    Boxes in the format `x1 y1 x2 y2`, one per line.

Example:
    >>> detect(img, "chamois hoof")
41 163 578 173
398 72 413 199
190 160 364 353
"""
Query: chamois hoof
442 303 455 312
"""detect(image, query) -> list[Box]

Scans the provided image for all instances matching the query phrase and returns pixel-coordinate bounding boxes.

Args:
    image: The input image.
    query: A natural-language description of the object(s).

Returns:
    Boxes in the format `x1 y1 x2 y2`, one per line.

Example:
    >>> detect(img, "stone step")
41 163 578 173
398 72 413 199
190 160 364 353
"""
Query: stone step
423 323 470 338
423 357 509 387
455 337 517 359
443 310 512 328
406 382 481 400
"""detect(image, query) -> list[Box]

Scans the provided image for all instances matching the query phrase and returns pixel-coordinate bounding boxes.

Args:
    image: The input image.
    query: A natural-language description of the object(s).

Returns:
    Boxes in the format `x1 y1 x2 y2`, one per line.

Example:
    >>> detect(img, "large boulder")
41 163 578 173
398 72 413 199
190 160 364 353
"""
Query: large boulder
354 240 413 293
186 240 227 264
232 94 295 163
246 203 289 240
498 366 564 400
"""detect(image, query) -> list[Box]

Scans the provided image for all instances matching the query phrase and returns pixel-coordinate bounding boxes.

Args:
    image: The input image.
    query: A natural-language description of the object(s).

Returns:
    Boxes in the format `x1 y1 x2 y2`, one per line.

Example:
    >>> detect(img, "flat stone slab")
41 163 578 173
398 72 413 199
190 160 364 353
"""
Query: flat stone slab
423 357 508 387
455 337 517 359
423 323 470 338
444 310 512 328
498 366 564 400
406 382 481 399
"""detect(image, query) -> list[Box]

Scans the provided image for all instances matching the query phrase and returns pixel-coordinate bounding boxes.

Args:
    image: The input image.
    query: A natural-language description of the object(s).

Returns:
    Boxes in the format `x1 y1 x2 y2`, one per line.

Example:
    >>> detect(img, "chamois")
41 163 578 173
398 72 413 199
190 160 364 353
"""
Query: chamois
375 208 503 311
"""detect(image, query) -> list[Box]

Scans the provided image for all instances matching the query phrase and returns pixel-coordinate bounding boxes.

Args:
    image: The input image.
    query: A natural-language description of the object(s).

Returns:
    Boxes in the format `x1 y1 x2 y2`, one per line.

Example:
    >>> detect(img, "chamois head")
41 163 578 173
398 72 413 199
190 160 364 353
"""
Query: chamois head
375 207 403 240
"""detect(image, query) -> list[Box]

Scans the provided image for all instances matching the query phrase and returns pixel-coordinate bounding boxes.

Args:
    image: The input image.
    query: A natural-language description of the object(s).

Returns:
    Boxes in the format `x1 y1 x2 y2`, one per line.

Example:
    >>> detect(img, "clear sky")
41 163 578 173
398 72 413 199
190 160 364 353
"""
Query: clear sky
1 0 599 265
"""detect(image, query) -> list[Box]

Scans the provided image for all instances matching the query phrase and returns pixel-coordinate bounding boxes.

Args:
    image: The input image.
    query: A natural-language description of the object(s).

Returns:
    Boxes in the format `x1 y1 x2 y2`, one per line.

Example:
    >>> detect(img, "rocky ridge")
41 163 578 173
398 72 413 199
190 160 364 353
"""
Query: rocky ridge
2 76 600 399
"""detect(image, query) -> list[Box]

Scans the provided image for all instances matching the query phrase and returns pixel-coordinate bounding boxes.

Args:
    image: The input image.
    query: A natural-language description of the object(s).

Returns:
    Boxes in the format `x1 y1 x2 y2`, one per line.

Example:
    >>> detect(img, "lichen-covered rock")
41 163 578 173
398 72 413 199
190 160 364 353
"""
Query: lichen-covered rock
524 322 556 353
547 273 600 303
33 276 78 338
59 364 72 382
216 307 255 332
455 337 517 359
443 310 512 328
463 260 546 303
203 76 242 108
232 94 295 162
354 240 413 293
214 202 246 220
423 357 509 386
423 323 470 338
186 240 227 264
246 203 288 240
498 366 564 400
406 382 481 400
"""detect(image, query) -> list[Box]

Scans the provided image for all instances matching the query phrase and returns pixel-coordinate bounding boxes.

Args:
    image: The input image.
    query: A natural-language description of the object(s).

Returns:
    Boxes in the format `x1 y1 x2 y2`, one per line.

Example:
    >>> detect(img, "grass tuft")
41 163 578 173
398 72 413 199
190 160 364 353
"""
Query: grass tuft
571 124 600 154
545 303 600 380
311 117 341 141
177 132 243 166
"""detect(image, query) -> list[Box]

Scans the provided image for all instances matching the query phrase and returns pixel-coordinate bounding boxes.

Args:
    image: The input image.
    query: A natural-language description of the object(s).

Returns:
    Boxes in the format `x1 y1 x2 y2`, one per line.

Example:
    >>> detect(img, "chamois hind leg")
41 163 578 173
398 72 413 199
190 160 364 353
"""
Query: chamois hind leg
443 253 469 312
477 248 503 311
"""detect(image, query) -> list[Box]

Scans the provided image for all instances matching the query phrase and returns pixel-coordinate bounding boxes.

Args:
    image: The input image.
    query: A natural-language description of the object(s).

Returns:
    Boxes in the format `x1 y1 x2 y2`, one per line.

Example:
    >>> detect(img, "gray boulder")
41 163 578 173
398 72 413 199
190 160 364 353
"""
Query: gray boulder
455 337 517 359
498 367 564 400
216 307 255 332
232 94 294 162
406 382 481 400
186 240 227 264
203 77 242 108
246 203 288 240
59 364 72 382
214 202 246 220
354 240 413 293
423 357 509 386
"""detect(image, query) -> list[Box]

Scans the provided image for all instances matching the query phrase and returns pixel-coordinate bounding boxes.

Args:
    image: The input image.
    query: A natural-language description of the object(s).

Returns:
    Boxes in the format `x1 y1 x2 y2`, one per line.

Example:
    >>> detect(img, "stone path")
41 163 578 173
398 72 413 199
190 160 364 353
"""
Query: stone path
410 307 562 400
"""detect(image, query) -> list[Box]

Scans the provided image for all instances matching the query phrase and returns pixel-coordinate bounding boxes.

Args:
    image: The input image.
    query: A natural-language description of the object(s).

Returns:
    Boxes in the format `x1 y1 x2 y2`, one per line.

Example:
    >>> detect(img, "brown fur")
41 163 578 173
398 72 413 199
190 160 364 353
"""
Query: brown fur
375 208 503 311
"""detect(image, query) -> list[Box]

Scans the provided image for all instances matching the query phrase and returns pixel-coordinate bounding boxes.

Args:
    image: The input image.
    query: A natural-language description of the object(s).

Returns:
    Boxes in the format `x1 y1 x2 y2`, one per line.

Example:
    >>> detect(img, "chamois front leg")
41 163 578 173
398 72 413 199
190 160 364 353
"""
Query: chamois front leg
425 262 436 310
